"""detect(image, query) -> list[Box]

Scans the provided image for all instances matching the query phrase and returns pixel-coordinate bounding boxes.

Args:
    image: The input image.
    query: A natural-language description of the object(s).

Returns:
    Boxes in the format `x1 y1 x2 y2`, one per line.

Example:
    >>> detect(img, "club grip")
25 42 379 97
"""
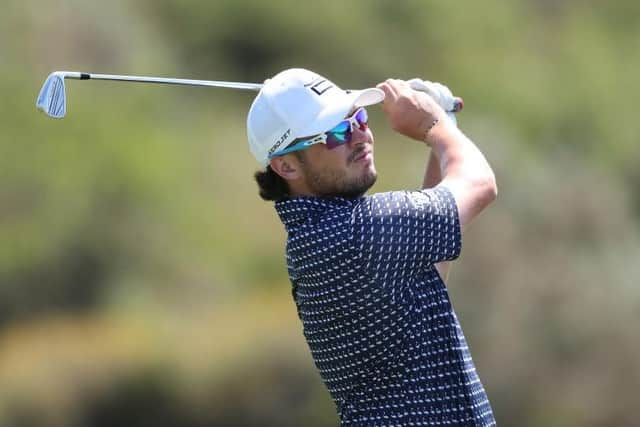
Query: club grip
452 97 464 113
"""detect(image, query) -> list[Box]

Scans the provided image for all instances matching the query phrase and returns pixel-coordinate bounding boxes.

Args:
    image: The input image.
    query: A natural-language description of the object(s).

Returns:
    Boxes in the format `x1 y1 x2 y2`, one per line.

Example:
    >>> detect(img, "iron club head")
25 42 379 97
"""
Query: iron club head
36 72 67 118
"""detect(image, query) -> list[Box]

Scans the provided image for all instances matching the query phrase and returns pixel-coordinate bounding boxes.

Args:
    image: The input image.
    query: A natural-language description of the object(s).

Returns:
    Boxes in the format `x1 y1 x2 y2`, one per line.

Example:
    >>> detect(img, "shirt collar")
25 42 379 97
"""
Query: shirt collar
275 196 354 231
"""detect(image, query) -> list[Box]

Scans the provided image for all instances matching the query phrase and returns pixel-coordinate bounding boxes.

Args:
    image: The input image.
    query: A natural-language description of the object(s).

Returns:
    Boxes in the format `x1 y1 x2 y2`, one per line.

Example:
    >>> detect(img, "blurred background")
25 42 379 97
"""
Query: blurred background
1 0 639 426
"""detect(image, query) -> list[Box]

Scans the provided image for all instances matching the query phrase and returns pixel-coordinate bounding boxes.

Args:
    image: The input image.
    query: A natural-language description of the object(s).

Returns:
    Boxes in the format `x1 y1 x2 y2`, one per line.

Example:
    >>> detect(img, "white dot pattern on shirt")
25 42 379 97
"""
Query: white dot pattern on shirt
276 187 495 426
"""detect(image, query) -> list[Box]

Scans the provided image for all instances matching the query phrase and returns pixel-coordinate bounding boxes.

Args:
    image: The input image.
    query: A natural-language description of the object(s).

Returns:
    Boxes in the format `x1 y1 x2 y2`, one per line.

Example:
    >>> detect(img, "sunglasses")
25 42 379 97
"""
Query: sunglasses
269 107 368 159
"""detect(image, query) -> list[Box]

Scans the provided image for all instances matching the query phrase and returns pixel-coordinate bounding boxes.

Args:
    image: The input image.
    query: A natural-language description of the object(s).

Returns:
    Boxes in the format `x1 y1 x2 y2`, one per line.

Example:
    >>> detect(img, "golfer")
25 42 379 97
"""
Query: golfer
247 68 497 426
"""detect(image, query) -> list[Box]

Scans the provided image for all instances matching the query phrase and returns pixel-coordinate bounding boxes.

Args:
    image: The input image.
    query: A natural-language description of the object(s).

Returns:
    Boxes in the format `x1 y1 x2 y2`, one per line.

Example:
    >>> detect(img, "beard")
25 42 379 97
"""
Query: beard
299 154 377 199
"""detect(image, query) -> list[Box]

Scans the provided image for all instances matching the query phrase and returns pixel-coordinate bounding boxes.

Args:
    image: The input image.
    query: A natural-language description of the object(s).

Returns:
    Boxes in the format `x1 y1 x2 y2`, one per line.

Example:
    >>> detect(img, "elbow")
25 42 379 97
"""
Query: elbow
486 172 498 202
443 166 497 225
477 170 498 208
485 171 498 204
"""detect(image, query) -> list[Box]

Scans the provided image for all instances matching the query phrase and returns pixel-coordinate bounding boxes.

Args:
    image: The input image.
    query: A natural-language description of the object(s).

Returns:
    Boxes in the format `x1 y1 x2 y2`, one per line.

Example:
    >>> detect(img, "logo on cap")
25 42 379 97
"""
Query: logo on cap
268 128 291 156
304 78 334 96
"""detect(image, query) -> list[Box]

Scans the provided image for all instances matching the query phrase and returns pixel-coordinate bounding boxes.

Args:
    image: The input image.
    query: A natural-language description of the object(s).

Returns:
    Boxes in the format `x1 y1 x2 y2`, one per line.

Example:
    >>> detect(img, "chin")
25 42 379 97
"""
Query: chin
363 161 377 180
367 162 377 177
355 170 378 196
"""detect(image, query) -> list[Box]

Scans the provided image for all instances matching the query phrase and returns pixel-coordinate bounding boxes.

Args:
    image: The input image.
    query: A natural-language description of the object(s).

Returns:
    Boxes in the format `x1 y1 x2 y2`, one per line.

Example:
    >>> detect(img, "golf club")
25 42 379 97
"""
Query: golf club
36 71 464 119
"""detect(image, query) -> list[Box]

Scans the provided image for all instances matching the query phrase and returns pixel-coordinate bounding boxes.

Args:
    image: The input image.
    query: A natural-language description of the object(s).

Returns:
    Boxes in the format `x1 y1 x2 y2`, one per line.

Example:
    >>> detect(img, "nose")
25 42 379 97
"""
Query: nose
349 124 371 147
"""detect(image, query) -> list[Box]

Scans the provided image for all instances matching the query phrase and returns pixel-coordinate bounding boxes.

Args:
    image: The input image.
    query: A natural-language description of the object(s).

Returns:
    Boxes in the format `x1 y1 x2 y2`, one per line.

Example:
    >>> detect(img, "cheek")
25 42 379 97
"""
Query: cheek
308 144 348 164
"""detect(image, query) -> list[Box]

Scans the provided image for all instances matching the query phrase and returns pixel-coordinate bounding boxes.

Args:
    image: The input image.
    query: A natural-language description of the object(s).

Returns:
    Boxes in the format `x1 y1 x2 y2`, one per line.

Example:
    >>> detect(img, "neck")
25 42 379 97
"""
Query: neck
288 180 316 198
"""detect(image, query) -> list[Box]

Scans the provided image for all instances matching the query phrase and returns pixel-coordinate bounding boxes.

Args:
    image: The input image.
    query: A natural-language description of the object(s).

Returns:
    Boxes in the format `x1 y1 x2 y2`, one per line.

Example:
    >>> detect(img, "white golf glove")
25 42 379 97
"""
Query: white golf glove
407 79 458 126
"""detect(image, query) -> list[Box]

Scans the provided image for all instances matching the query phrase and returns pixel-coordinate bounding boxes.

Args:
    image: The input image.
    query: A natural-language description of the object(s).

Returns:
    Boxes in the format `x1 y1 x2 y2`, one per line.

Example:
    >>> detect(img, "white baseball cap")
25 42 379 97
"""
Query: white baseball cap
247 68 385 167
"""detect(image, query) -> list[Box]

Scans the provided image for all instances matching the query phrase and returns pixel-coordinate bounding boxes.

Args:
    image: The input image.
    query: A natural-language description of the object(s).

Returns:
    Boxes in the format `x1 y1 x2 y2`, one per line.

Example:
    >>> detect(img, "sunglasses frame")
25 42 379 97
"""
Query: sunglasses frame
269 107 368 159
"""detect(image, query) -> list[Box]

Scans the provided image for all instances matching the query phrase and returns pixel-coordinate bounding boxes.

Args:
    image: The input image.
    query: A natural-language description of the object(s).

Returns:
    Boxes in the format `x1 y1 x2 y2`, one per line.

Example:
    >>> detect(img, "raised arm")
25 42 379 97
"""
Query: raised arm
377 79 497 229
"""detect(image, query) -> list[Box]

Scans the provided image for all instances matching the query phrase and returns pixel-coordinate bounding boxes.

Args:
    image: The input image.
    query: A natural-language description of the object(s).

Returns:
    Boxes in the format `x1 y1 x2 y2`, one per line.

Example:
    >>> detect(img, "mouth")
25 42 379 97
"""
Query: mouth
349 148 373 164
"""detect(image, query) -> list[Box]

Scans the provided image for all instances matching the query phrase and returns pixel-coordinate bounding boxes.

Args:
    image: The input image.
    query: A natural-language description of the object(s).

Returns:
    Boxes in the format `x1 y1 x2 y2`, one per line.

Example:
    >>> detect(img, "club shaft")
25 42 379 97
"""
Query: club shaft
42 71 464 113
63 71 264 91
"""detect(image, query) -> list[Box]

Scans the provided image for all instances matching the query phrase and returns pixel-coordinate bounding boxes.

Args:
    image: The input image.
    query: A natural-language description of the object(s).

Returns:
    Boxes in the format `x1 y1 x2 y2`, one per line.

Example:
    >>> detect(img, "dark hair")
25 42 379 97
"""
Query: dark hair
254 166 290 201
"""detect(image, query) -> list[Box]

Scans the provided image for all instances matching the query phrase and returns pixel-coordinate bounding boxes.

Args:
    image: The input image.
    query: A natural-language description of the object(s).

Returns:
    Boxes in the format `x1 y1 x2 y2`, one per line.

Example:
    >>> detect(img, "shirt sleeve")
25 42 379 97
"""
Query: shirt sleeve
352 185 462 276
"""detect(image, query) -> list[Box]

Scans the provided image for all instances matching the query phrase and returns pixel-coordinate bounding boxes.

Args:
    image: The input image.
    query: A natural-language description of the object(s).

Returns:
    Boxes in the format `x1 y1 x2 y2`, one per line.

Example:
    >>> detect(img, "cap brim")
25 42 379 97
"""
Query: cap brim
297 87 385 139
352 87 385 108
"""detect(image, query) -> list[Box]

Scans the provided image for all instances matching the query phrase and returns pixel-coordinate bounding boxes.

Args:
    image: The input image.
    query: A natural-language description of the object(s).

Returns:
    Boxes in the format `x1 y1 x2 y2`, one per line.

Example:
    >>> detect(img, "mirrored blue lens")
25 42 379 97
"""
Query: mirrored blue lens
355 108 368 128
326 128 351 149
325 108 369 149
323 120 348 148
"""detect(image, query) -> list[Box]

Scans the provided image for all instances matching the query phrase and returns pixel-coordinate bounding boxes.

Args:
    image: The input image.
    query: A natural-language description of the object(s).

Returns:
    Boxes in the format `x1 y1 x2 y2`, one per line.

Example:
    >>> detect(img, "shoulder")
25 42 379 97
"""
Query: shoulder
352 186 457 223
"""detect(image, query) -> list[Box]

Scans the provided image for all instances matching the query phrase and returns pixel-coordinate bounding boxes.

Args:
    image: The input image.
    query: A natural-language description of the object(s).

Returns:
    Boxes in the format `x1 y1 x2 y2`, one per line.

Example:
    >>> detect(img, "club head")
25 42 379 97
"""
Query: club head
36 72 67 118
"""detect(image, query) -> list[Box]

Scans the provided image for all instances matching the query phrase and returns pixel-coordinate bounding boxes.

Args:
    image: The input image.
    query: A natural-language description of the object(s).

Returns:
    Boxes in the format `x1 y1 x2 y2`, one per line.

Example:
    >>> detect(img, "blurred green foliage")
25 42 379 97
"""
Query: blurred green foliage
1 0 639 426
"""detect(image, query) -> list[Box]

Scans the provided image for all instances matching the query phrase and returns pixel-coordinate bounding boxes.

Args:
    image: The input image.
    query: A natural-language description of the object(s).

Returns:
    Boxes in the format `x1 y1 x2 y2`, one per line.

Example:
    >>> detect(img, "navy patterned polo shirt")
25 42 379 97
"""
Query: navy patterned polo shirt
275 186 495 426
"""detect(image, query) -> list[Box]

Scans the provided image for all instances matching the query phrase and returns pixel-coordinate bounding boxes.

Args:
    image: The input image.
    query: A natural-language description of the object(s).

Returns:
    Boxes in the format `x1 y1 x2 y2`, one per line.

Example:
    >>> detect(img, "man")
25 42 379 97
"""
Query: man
247 68 497 426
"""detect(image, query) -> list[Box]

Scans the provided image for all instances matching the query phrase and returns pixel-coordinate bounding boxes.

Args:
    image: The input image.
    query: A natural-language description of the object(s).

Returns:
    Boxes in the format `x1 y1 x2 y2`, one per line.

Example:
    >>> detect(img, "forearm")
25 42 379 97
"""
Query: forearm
422 149 441 189
423 148 452 281
426 120 497 228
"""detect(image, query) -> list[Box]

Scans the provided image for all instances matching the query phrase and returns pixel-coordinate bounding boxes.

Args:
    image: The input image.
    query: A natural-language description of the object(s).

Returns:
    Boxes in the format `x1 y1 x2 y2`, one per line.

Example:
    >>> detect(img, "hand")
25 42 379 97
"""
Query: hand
376 79 447 142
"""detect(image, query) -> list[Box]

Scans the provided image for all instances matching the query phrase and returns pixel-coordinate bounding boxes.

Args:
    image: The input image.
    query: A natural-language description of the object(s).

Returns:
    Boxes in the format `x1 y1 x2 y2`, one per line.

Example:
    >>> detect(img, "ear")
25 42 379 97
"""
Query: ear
269 155 302 180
